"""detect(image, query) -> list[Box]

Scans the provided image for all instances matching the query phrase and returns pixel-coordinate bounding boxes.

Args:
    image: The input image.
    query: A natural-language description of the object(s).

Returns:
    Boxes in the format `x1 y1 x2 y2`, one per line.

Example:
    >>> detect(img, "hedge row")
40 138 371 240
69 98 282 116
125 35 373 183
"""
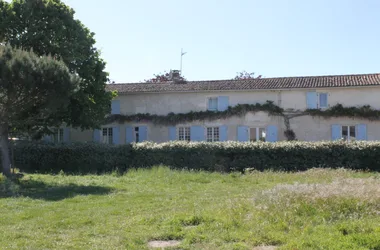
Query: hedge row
9 142 132 174
3 141 380 174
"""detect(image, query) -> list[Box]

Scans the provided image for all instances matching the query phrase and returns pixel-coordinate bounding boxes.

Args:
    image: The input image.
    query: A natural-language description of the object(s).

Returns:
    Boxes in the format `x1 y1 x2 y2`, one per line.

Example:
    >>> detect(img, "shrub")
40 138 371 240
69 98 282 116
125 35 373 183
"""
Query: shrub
2 141 380 174
9 142 132 174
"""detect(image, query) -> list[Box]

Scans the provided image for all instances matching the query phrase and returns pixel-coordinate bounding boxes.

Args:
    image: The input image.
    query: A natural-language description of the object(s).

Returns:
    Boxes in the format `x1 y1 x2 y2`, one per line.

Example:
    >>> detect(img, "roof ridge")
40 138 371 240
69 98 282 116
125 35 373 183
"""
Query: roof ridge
110 73 380 85
106 73 380 93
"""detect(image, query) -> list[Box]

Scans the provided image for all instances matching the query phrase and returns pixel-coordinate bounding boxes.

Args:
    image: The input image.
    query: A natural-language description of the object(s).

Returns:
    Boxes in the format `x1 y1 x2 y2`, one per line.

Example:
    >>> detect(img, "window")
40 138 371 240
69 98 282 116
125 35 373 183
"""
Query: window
178 127 190 141
319 93 328 108
206 127 219 142
53 128 64 143
306 92 329 109
342 125 356 141
208 97 218 111
102 127 113 144
249 127 266 142
134 127 139 143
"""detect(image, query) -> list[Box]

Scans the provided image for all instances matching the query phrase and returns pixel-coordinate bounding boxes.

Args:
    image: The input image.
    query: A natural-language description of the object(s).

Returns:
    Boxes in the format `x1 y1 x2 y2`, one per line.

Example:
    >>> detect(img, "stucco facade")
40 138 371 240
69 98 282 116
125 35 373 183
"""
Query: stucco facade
64 83 380 144
115 86 380 115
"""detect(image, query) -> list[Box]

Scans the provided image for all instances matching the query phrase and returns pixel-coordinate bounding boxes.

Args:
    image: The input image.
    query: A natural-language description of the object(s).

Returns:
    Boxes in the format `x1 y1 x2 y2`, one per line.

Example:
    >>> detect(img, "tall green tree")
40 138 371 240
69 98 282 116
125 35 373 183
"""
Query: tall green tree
0 45 80 176
0 0 114 131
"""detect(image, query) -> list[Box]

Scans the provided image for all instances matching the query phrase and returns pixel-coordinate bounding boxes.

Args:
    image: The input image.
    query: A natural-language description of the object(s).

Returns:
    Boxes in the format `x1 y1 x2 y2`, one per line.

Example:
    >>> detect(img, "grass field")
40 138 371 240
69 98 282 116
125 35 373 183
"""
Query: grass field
1 167 380 250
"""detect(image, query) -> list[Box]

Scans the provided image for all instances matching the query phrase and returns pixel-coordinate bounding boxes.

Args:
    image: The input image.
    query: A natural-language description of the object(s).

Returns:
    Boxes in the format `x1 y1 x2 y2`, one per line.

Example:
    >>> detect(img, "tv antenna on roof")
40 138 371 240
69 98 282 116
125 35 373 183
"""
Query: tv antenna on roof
180 48 187 74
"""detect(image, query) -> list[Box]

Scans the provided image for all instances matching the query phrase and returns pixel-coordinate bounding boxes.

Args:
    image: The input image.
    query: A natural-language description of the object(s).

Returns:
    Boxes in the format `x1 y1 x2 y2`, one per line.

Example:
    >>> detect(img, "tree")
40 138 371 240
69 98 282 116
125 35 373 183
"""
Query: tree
0 45 80 176
234 71 262 80
0 0 114 132
144 71 186 83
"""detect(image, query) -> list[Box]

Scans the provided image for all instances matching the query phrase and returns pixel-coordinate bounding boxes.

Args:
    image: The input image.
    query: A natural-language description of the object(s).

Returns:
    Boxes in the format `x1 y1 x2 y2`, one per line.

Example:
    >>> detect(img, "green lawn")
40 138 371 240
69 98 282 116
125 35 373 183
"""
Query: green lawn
1 167 380 250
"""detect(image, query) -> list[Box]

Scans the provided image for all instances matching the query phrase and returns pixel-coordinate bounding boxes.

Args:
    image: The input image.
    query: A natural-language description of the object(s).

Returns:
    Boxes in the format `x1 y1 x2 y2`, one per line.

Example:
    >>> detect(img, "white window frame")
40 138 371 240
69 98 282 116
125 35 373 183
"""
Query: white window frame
53 128 64 143
207 97 218 111
177 127 190 141
318 92 328 109
341 125 356 142
249 127 266 142
102 127 113 144
206 127 220 142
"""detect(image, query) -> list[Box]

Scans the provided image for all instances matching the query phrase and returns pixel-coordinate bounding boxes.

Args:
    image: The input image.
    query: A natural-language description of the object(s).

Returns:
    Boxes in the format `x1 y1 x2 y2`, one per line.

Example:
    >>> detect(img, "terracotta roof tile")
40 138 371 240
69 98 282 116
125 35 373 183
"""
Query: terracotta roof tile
107 73 380 94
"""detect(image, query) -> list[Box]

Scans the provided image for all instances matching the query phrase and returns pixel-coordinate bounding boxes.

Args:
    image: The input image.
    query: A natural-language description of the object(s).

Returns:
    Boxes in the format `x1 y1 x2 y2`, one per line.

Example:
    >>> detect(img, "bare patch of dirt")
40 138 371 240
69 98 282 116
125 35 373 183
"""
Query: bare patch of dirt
148 240 181 248
252 246 278 250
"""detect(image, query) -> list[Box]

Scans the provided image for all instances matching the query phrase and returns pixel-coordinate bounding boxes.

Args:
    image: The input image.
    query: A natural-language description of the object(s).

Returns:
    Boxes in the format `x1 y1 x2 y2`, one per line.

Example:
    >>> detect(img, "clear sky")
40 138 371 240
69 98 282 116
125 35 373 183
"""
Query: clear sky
61 0 380 83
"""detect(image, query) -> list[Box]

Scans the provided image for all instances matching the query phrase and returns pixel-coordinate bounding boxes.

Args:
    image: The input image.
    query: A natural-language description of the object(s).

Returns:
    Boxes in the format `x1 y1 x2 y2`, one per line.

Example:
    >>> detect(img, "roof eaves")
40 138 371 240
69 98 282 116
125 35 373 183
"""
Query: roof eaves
113 84 380 95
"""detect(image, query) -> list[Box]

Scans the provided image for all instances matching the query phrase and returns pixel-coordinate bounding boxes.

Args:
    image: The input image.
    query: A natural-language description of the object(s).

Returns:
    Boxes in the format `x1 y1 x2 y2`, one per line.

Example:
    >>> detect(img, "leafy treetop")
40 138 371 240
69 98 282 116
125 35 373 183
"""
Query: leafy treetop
144 71 186 83
0 0 115 131
0 45 80 176
234 71 262 80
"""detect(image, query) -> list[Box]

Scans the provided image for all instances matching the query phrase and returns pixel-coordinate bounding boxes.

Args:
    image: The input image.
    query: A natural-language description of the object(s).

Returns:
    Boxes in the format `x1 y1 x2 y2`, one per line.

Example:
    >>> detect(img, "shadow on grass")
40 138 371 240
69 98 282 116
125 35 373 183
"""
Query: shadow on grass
1 179 113 201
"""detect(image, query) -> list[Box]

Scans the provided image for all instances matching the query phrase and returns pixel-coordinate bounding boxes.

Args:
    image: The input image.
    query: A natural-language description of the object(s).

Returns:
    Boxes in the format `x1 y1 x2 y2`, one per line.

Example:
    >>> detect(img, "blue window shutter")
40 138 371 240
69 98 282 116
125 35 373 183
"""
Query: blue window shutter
190 126 205 141
266 125 278 142
126 126 134 143
208 98 213 110
44 135 52 142
169 126 176 141
219 125 228 141
217 96 229 111
111 100 121 114
112 126 120 144
63 128 70 142
356 124 367 141
139 126 148 142
237 126 249 142
208 98 218 111
93 129 100 142
306 92 317 109
319 93 328 108
331 125 342 140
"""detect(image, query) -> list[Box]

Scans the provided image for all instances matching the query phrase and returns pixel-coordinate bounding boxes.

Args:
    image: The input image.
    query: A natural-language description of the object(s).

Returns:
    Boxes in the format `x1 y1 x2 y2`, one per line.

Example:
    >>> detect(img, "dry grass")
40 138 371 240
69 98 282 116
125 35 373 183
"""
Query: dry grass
254 174 380 223
260 177 380 202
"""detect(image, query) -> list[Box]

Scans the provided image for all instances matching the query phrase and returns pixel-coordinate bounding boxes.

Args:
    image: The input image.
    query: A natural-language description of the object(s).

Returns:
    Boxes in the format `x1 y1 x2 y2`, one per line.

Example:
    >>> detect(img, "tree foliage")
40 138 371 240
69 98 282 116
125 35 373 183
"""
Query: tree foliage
144 71 186 83
234 71 262 80
0 0 115 130
0 45 80 176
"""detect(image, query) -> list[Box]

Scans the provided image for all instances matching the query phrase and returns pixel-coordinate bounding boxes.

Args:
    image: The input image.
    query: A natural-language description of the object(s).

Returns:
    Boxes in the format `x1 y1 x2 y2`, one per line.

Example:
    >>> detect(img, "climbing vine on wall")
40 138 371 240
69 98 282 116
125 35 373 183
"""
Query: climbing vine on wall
306 104 380 120
106 101 284 126
105 102 380 141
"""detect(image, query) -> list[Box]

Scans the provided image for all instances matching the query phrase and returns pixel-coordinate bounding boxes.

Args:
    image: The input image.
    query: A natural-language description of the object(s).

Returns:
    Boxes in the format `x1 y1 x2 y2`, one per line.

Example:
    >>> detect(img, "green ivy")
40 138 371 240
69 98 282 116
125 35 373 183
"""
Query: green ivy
106 101 284 125
306 104 380 120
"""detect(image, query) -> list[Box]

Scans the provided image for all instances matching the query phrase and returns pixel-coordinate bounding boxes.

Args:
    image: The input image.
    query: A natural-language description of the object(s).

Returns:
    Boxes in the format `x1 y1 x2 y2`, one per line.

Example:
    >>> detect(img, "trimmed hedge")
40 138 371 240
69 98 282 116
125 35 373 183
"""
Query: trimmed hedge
9 142 132 174
3 141 380 174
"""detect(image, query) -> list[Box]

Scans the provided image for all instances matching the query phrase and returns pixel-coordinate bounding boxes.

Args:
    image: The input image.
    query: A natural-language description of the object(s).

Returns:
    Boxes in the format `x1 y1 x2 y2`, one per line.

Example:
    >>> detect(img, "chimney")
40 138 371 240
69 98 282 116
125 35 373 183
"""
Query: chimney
169 70 184 84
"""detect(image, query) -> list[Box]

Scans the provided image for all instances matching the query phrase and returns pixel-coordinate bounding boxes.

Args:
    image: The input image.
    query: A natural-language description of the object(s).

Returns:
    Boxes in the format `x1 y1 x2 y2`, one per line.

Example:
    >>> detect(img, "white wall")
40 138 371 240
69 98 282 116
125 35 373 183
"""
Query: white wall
289 116 380 141
71 86 380 143
117 90 280 115
70 114 380 143
116 86 380 115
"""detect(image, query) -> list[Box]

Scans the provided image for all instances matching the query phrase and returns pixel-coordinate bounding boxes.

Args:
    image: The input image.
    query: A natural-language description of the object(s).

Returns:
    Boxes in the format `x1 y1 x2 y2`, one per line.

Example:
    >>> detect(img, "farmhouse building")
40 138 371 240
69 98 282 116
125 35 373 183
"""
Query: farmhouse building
49 73 380 144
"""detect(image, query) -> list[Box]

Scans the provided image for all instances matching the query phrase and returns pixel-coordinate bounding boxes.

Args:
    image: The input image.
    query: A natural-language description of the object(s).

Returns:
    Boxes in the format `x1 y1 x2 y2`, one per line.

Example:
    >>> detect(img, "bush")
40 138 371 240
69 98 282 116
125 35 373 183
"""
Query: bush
2 141 380 174
9 142 132 174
